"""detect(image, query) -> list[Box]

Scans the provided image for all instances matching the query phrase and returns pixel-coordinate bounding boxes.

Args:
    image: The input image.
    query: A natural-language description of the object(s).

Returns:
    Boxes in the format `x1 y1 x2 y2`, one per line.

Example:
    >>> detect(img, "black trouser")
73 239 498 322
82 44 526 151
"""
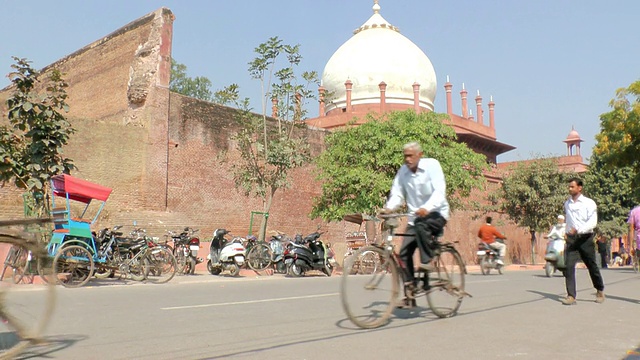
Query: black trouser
597 241 608 268
564 233 605 298
399 212 447 285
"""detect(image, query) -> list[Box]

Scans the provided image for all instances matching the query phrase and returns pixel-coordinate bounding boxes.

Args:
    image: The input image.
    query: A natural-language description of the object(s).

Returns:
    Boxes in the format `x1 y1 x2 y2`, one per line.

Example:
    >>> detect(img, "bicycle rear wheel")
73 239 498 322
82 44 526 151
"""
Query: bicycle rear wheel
0 240 56 359
143 247 177 284
341 246 399 329
246 243 271 271
426 247 465 318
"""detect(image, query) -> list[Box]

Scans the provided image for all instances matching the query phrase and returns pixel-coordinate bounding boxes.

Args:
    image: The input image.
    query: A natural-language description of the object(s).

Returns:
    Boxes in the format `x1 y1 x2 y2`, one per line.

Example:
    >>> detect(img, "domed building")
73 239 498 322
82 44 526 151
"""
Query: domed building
305 1 515 165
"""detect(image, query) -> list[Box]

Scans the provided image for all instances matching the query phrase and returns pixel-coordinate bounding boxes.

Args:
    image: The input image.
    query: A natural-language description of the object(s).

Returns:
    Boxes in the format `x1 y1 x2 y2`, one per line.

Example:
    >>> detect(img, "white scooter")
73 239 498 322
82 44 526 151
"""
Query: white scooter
206 229 246 277
544 236 566 277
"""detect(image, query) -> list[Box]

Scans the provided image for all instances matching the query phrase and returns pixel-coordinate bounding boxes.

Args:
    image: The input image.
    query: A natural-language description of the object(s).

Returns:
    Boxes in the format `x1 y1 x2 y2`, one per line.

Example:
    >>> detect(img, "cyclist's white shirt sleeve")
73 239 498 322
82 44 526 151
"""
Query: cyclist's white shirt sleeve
385 158 450 222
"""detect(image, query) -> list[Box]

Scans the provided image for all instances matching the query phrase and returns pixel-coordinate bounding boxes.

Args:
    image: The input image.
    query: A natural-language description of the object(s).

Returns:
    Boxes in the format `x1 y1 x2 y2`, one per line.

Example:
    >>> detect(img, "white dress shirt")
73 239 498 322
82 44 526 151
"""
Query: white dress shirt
564 194 597 235
385 158 450 224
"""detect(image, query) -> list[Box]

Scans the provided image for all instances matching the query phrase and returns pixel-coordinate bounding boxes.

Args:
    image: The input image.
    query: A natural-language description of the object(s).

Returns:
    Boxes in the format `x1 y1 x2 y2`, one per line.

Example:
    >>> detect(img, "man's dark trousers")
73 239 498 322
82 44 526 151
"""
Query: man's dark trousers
564 233 605 298
399 212 446 285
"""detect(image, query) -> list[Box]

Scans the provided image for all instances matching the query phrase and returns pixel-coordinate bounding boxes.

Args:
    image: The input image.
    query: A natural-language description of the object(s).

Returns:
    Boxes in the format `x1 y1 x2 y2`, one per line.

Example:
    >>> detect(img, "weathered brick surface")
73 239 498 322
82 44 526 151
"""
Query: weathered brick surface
0 7 546 269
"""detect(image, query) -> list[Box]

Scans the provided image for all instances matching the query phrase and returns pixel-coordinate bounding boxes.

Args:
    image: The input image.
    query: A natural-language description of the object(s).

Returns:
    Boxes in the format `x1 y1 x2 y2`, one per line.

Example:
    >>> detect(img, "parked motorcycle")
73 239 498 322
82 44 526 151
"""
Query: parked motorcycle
167 227 202 275
207 229 246 276
477 239 505 275
544 236 566 277
283 229 334 277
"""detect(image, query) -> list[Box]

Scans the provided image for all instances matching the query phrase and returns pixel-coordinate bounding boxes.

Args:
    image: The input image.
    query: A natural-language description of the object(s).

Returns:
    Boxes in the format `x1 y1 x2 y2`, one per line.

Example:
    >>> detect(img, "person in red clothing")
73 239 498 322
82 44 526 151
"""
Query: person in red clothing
478 216 507 265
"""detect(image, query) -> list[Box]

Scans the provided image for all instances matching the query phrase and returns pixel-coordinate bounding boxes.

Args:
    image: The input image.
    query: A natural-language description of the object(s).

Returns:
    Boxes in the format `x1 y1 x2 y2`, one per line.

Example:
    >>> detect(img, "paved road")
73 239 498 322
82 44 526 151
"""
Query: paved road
15 266 640 359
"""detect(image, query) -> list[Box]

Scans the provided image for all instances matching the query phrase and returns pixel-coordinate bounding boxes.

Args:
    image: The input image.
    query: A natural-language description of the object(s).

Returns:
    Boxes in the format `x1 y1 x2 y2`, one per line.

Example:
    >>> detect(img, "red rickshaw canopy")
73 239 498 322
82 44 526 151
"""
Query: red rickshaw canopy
51 174 112 203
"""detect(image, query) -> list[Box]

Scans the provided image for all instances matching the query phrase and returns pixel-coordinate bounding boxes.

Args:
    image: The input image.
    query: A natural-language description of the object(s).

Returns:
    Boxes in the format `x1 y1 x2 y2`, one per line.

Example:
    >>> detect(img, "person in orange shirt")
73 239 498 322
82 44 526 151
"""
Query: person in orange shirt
478 216 507 265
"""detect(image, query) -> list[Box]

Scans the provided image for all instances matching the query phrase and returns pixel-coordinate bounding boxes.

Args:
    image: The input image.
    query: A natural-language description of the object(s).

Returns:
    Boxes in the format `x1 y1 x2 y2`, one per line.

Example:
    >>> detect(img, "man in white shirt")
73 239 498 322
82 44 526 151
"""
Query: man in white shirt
561 177 605 305
381 142 449 308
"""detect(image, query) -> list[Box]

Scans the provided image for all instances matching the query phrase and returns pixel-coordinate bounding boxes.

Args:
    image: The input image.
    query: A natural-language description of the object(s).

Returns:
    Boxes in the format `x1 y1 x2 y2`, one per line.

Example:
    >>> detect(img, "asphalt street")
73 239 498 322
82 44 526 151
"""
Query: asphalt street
12 266 640 360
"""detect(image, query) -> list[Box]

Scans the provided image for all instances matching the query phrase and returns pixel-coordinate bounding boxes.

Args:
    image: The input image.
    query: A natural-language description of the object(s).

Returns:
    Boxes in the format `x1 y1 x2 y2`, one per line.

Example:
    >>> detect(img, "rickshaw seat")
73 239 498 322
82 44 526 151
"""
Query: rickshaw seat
71 218 92 224
51 207 69 230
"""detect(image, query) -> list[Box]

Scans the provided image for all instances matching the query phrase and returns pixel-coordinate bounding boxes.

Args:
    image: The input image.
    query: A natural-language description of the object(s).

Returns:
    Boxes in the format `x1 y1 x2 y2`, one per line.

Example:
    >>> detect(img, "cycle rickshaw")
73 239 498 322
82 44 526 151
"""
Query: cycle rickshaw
47 174 177 287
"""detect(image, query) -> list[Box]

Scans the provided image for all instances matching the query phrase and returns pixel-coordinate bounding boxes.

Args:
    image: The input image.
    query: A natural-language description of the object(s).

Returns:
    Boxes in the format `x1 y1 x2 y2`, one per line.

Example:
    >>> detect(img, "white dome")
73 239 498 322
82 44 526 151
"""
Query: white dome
322 4 437 113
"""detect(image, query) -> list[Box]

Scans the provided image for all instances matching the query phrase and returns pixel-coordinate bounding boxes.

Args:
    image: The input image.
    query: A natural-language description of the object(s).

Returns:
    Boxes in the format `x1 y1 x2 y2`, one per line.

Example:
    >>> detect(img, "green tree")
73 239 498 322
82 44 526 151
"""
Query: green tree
0 57 76 216
310 110 489 221
593 79 640 187
170 58 213 101
488 157 575 263
213 37 319 241
583 149 636 240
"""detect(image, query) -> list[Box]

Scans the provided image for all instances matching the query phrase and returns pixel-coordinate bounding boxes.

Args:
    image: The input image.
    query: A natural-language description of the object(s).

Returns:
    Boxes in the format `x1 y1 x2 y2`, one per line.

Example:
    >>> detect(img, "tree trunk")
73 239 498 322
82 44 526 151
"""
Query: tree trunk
530 230 537 264
258 189 276 242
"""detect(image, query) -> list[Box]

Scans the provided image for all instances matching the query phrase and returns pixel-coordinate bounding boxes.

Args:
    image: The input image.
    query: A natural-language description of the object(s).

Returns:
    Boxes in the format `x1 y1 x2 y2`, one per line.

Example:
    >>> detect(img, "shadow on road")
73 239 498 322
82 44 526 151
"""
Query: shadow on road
15 334 87 360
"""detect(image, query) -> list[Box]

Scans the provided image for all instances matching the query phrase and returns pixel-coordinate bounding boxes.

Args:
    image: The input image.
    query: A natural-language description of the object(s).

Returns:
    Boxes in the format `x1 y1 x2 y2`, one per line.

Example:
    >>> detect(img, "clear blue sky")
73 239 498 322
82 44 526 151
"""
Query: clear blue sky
2 0 638 163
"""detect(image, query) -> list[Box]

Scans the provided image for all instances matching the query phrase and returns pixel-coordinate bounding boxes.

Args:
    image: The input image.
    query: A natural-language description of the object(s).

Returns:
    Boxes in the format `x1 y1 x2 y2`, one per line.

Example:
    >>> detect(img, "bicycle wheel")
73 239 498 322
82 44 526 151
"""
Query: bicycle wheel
0 241 56 359
174 246 187 275
53 244 95 288
426 247 465 318
246 243 271 271
341 246 399 329
358 250 381 275
143 247 177 284
11 248 34 285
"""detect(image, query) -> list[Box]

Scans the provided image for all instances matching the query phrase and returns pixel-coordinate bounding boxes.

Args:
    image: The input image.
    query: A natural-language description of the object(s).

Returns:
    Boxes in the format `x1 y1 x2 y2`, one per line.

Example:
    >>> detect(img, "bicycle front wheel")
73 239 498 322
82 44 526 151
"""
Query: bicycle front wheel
0 241 56 359
341 246 399 329
246 243 271 271
143 247 177 284
426 247 465 318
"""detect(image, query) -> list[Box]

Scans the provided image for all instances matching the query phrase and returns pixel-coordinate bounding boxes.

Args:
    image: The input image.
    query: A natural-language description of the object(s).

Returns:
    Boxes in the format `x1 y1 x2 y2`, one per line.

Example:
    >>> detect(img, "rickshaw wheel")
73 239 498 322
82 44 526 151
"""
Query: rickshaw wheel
53 245 95 288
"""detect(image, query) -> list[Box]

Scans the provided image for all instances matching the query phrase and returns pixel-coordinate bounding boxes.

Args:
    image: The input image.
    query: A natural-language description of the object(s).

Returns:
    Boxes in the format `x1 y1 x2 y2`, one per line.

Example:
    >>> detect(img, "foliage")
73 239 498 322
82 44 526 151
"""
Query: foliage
487 156 575 240
0 57 76 216
170 58 213 101
584 146 636 240
593 79 640 188
212 37 319 240
310 110 489 221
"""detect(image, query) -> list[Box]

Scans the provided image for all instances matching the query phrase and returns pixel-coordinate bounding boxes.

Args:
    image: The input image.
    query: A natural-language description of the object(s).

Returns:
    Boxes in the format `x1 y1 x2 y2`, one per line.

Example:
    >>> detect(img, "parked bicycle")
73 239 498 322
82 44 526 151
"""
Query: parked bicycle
341 213 469 329
0 218 56 359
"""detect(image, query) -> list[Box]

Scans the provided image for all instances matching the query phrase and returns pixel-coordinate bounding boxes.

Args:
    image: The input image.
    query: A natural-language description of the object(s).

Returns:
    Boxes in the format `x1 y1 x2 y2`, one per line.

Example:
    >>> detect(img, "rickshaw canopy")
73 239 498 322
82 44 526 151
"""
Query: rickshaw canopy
51 174 112 203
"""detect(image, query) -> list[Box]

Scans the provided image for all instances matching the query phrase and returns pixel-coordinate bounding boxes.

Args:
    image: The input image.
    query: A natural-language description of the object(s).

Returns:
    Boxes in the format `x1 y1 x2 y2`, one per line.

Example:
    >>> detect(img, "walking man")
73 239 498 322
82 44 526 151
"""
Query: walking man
561 177 605 305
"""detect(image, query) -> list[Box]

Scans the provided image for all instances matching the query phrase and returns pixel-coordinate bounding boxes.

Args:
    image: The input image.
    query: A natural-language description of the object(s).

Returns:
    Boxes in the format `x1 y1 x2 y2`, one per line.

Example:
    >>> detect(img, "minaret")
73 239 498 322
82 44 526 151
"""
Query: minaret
460 83 468 118
444 76 453 115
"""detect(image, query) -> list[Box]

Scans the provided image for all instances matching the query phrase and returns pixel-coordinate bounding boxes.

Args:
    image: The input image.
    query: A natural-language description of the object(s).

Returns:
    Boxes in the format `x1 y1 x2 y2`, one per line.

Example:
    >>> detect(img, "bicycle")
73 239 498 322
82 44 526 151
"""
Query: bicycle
341 214 469 329
0 218 56 359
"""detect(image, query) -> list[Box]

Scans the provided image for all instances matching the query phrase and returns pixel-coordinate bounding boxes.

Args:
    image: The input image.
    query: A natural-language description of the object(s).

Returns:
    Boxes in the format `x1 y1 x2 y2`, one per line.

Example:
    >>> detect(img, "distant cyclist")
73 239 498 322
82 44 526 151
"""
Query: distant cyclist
477 216 507 265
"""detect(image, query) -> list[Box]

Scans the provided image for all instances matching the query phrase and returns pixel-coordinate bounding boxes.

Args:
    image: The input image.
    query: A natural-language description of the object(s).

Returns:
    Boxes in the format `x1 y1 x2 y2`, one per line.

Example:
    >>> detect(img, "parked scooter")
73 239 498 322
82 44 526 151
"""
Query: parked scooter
207 229 246 276
268 232 288 274
283 229 335 277
544 236 566 277
477 239 505 275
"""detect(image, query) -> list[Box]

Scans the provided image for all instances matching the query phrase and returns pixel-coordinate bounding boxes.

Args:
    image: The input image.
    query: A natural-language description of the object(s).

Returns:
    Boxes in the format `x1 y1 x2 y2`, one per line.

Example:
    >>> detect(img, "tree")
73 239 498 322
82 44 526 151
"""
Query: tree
487 157 575 263
583 148 636 241
170 59 213 101
593 79 640 187
0 57 76 216
310 110 489 221
213 37 319 241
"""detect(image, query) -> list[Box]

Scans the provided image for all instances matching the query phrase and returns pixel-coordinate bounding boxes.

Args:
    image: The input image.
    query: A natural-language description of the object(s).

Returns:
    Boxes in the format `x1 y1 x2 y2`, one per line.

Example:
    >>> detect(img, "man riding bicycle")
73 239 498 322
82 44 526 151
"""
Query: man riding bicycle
380 141 449 308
